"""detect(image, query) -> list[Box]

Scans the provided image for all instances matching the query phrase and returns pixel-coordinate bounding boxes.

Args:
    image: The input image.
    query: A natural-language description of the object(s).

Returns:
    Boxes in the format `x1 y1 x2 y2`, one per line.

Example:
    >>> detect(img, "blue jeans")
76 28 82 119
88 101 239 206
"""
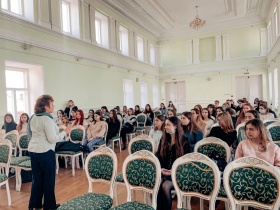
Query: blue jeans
83 137 103 152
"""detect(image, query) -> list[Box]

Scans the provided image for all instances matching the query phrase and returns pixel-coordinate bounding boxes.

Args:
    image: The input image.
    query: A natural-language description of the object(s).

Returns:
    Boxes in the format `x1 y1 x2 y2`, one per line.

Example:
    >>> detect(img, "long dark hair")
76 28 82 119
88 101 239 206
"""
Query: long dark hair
144 104 154 114
93 112 104 124
160 117 185 158
202 108 211 120
4 113 16 130
109 109 117 123
181 112 201 133
154 114 165 131
87 109 94 119
246 110 260 119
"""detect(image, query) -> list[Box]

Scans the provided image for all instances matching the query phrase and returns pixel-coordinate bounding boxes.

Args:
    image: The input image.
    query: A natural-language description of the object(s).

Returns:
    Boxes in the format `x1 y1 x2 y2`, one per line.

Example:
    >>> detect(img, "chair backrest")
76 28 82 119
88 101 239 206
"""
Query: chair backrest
154 110 161 116
17 133 29 156
236 122 246 143
128 134 155 155
85 147 117 199
69 125 85 144
122 150 161 208
171 153 220 210
118 118 122 137
4 130 18 151
194 137 231 164
264 119 279 127
0 139 12 177
223 157 280 209
0 129 5 141
103 122 108 141
236 122 246 135
136 113 147 127
267 123 280 145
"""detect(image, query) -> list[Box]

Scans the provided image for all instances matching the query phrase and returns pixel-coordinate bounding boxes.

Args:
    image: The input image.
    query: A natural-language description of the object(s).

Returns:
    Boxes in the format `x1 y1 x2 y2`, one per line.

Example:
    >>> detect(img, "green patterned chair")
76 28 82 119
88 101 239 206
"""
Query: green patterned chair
263 119 279 127
194 137 231 209
236 122 246 143
109 119 122 153
4 130 19 156
267 123 280 147
223 156 280 209
17 133 29 157
114 135 156 205
55 125 85 176
93 122 108 149
171 153 220 210
135 113 147 136
111 150 161 209
154 110 161 117
0 139 12 206
15 159 31 191
58 147 117 210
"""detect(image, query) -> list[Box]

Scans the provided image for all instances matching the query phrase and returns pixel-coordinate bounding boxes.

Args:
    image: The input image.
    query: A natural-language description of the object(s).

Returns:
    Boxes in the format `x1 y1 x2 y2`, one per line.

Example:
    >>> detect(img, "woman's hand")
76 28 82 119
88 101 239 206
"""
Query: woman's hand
230 146 233 151
161 168 171 176
64 128 71 135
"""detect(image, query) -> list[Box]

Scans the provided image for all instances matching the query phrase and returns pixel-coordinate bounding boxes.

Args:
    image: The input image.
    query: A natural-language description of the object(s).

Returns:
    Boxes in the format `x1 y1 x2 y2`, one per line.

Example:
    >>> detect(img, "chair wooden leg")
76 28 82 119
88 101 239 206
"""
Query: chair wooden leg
15 167 20 192
56 155 59 174
144 191 147 204
112 140 115 151
17 168 22 192
72 157 75 176
115 184 119 206
81 154 84 170
6 181 11 206
119 139 121 153
64 156 67 169
200 198 204 210
187 196 191 209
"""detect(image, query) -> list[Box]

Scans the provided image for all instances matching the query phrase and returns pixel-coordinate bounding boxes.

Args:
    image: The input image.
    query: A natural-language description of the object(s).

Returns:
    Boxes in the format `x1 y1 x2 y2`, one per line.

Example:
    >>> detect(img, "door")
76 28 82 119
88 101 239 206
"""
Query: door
165 81 186 113
235 75 263 104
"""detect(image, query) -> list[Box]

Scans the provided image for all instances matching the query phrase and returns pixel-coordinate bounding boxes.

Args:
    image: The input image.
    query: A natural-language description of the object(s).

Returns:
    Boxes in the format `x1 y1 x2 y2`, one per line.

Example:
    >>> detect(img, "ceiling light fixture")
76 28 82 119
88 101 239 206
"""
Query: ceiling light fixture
189 6 206 30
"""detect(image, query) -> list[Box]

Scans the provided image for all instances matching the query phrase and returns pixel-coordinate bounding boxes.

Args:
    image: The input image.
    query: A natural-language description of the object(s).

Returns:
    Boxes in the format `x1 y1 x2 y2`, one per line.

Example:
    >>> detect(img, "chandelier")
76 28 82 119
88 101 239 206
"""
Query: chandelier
189 6 206 30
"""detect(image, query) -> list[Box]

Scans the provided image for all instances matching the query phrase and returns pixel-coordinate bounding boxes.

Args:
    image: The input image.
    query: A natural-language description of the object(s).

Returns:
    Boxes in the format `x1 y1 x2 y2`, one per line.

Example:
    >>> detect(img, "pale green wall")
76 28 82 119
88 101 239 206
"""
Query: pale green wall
159 24 265 66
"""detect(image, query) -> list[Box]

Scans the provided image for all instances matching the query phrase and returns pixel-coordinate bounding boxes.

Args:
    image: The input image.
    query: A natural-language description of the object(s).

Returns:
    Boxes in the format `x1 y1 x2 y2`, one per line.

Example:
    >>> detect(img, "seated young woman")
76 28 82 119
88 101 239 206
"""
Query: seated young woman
207 104 216 119
17 113 29 134
101 106 109 118
209 112 237 150
259 103 275 121
226 108 237 128
144 104 154 126
72 110 89 131
2 113 17 133
69 108 77 125
84 112 106 152
122 106 128 117
167 101 177 112
114 107 123 122
156 116 191 210
167 109 177 118
235 103 254 126
191 108 206 133
64 100 78 119
86 109 94 125
106 109 120 145
235 119 280 169
237 110 260 143
194 104 203 118
202 108 214 135
159 103 167 117
149 114 165 150
55 110 64 125
181 112 203 151
120 108 136 150
134 105 142 116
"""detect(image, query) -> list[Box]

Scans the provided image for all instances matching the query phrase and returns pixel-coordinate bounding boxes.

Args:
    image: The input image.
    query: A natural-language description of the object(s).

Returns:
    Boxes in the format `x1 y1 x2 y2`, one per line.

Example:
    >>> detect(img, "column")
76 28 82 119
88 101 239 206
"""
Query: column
37 0 51 29
222 34 230 60
80 0 91 43
260 28 268 56
156 45 162 67
115 20 120 53
215 35 222 61
109 17 117 52
50 0 61 32
89 4 97 45
129 29 135 58
192 39 200 64
186 40 192 64
134 32 138 59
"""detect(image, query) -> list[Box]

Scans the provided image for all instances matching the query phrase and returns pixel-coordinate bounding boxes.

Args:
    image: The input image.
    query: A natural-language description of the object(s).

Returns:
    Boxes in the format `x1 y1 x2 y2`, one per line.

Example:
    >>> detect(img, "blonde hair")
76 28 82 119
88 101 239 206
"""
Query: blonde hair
217 112 234 133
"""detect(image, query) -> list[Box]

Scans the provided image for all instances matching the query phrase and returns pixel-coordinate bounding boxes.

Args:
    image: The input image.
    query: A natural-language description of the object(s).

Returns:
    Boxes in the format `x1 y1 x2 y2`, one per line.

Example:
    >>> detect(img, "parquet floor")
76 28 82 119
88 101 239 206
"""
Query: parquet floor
0 148 225 210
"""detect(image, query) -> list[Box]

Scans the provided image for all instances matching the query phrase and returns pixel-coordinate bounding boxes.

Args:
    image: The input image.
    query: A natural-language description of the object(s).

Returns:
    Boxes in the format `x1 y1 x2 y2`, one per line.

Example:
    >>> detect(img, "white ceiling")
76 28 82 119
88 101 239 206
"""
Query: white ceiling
102 0 273 40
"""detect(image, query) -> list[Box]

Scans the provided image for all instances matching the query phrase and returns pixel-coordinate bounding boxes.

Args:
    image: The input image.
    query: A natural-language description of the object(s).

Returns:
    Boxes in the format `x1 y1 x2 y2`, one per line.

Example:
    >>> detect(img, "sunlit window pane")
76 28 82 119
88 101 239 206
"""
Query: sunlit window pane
95 19 101 44
1 0 8 10
16 90 28 122
10 0 22 15
6 90 15 117
150 44 155 65
137 35 144 62
140 81 148 108
5 70 26 88
62 1 71 33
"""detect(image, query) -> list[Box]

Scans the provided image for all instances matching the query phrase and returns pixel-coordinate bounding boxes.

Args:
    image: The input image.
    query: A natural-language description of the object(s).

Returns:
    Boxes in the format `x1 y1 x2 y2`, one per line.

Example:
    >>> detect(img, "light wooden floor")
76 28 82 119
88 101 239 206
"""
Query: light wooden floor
0 147 225 210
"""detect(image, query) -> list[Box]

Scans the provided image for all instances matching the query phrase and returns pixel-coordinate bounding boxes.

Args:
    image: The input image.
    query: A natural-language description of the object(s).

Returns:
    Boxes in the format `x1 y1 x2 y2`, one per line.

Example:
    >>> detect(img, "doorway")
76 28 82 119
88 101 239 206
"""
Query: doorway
165 81 186 113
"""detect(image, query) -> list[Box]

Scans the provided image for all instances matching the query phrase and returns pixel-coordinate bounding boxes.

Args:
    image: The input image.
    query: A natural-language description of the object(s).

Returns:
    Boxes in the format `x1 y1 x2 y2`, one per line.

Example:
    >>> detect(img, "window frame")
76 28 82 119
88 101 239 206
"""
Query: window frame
95 18 102 45
136 35 144 62
61 0 72 34
140 81 148 108
123 79 134 108
150 43 156 66
1 0 24 16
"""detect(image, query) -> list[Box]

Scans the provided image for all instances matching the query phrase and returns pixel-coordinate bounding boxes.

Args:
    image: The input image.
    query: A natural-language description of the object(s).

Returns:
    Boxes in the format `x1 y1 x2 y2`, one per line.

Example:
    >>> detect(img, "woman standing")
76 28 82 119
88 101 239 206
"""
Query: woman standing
28 95 70 210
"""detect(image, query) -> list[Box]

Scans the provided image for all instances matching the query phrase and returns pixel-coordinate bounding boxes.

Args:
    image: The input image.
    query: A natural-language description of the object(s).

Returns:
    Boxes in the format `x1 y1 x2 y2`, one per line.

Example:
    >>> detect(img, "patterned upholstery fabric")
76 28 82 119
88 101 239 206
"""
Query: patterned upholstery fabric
18 160 31 168
56 151 82 155
96 140 106 146
5 134 17 148
111 135 120 140
197 144 226 160
275 142 280 147
126 159 156 189
0 174 8 183
154 111 161 116
268 126 280 141
115 173 124 182
58 193 113 210
10 156 30 166
136 127 145 130
19 135 29 149
265 121 275 127
70 129 84 142
110 202 154 210
229 167 278 204
0 145 10 163
176 162 214 195
137 115 146 123
218 185 227 197
88 155 113 181
131 140 153 154
237 127 245 143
